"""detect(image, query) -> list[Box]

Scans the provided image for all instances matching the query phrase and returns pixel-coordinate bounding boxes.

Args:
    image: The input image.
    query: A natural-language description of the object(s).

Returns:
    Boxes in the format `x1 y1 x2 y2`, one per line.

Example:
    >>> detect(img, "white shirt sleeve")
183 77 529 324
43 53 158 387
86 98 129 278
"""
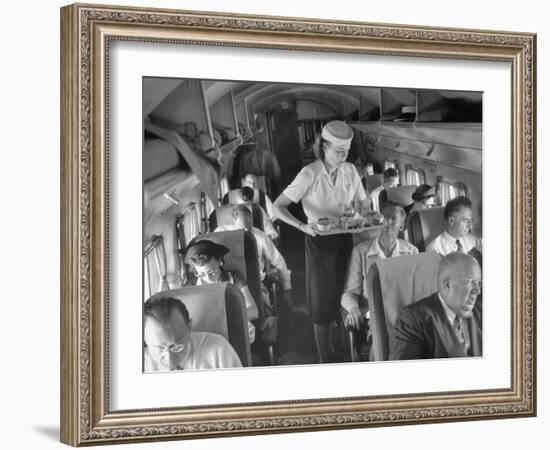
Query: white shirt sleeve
203 333 243 369
341 245 363 312
263 236 292 290
282 165 314 203
265 195 275 220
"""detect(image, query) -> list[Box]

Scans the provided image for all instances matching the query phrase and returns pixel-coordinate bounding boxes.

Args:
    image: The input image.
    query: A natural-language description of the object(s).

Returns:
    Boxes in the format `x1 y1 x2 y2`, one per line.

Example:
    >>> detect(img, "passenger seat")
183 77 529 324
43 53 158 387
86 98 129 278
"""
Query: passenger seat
208 204 265 233
366 252 441 361
407 206 446 252
195 230 279 365
379 185 417 208
365 173 384 193
148 283 252 366
223 188 268 213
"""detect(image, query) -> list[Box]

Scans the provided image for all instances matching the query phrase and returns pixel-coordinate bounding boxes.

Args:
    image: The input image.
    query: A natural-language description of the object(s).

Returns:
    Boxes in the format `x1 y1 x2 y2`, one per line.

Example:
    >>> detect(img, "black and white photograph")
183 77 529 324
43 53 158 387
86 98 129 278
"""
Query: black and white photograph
142 78 483 371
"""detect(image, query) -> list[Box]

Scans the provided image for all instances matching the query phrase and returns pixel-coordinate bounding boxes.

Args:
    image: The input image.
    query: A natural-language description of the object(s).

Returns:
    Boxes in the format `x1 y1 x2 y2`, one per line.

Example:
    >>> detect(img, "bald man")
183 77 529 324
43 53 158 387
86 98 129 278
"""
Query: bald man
144 296 242 372
389 253 482 360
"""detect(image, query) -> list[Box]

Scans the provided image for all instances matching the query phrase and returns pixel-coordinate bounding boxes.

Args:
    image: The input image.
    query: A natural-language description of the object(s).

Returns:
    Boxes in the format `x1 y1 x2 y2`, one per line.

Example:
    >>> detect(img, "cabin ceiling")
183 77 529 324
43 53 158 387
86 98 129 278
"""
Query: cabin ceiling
148 78 481 122
145 78 483 173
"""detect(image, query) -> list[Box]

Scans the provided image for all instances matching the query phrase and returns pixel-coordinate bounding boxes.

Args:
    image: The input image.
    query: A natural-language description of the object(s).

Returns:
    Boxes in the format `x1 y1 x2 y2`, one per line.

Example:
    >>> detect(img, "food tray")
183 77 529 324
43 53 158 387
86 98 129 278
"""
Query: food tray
314 224 385 236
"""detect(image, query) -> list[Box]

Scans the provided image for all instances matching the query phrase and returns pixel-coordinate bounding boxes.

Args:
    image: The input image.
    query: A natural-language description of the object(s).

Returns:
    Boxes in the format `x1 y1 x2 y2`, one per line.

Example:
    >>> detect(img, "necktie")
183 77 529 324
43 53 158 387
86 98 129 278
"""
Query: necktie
452 317 468 354
455 239 464 253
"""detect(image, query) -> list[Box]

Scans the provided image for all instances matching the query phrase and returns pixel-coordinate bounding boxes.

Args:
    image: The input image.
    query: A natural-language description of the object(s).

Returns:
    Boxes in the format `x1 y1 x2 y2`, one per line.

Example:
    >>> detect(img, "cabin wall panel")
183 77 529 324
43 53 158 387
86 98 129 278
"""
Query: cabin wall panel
143 138 184 181
144 175 204 295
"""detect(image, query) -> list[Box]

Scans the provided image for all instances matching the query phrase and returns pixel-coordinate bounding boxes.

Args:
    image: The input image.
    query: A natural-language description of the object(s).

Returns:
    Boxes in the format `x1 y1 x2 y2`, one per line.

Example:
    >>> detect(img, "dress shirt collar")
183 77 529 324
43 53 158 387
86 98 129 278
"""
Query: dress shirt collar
367 236 401 258
438 293 457 324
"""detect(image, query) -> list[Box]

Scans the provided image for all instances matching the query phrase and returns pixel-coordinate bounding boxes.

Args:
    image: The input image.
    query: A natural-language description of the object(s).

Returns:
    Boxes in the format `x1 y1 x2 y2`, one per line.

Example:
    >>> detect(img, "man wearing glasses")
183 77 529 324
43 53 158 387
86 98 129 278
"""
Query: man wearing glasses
144 296 242 372
426 196 482 256
390 252 482 360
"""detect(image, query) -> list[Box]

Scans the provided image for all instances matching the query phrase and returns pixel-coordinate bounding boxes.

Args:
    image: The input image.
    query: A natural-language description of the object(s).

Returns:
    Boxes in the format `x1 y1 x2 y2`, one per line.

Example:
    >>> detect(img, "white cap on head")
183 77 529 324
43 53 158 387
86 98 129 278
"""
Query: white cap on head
321 120 354 146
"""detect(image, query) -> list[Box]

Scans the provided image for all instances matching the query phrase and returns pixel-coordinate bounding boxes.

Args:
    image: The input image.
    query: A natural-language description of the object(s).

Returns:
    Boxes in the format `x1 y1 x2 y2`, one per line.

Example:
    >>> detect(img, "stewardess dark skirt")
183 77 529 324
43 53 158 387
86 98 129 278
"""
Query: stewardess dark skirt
305 233 353 325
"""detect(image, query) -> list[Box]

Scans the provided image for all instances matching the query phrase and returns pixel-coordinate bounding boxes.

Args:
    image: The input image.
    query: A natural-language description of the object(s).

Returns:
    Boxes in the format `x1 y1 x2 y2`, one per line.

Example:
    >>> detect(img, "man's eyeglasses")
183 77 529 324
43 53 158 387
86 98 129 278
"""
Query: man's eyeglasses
151 342 188 353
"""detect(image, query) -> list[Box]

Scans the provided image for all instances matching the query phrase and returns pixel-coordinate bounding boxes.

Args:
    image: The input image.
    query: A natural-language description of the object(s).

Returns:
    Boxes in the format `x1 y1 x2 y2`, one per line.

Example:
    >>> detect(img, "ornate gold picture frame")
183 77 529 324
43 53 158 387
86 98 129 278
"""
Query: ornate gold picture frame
60 3 536 446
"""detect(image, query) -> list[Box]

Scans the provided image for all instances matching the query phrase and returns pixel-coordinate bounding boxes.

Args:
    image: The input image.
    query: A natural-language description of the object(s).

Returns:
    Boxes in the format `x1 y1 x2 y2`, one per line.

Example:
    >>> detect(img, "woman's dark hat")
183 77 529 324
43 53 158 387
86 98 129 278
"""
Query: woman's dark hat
184 239 229 264
412 184 437 201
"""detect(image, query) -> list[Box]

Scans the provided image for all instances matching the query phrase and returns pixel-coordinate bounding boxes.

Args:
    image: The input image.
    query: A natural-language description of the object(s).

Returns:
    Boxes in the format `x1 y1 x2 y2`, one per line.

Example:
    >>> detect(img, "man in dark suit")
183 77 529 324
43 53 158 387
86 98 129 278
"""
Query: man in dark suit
390 252 482 360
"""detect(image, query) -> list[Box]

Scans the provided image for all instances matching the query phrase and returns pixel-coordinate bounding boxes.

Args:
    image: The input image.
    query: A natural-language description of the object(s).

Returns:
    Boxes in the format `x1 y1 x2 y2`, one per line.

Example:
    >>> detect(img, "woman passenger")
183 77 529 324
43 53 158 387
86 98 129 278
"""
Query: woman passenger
272 120 370 362
406 184 438 215
184 239 259 342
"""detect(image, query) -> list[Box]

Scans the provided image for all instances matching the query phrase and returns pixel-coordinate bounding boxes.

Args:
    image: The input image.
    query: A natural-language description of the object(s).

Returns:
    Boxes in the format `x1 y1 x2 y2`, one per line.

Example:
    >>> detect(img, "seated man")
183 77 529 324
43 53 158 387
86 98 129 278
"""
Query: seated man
370 168 400 212
215 205 292 312
183 239 259 343
341 201 418 360
426 196 482 256
390 252 482 360
241 173 275 220
144 296 242 371
236 186 278 239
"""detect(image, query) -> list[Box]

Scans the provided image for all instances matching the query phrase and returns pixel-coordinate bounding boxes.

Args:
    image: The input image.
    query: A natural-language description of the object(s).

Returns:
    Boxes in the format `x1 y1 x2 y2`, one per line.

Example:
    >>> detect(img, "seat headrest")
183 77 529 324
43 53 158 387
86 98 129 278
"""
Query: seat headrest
372 252 441 329
240 175 267 191
365 173 384 192
227 188 261 205
408 206 446 251
383 185 418 207
210 204 264 232
148 285 229 339
195 230 247 277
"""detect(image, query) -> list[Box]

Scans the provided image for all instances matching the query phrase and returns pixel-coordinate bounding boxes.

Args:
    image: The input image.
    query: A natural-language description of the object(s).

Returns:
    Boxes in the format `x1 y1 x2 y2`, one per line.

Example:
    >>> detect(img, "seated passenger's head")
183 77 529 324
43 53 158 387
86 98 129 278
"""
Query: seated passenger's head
231 205 253 231
184 240 229 284
241 173 258 189
365 162 374 176
380 201 406 240
437 253 481 319
444 196 473 238
412 184 438 208
237 186 255 204
383 168 399 189
144 296 192 370
319 120 354 166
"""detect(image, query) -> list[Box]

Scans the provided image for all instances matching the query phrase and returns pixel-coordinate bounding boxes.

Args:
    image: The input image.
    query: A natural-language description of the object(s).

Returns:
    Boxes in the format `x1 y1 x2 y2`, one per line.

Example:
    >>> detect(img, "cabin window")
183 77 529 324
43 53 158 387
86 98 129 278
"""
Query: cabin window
437 177 469 204
175 205 201 285
383 158 400 172
405 165 426 186
219 176 230 203
144 235 169 299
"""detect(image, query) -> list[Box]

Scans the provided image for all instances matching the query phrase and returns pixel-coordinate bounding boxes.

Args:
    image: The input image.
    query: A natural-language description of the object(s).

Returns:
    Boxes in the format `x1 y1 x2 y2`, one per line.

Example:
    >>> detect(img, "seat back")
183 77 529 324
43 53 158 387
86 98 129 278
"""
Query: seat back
148 284 252 366
367 252 441 361
195 230 265 324
365 173 384 193
208 204 265 232
407 206 446 252
223 188 267 211
240 175 267 191
381 185 417 207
